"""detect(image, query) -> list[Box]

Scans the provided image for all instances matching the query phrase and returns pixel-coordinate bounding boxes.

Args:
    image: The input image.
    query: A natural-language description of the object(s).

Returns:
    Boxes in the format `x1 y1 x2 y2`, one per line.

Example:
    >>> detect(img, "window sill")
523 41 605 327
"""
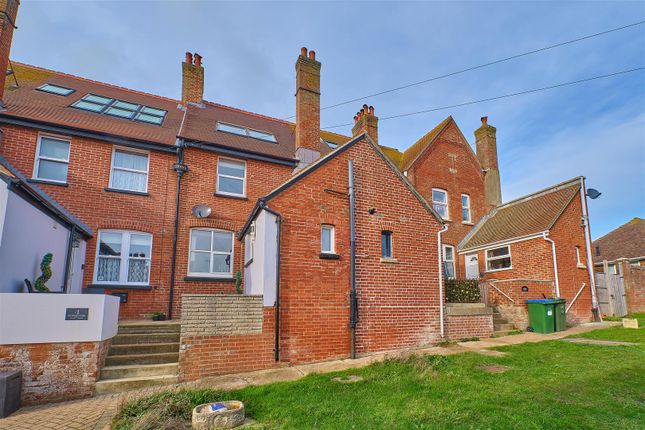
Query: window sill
485 267 512 273
184 276 235 282
380 258 399 264
320 253 340 260
27 178 68 187
214 192 248 201
577 264 587 269
462 221 474 226
86 284 152 290
105 187 149 197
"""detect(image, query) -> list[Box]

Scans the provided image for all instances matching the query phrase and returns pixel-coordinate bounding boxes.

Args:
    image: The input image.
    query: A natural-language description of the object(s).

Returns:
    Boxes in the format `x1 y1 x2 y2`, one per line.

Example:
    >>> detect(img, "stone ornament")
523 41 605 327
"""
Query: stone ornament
192 401 245 429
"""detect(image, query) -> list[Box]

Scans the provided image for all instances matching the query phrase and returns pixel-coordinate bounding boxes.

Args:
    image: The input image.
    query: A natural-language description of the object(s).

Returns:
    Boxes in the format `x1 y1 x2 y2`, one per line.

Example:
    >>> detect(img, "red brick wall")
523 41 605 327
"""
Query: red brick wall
406 121 487 278
482 280 554 328
445 315 493 340
179 307 276 381
269 138 443 362
624 265 645 313
0 339 110 405
475 237 554 282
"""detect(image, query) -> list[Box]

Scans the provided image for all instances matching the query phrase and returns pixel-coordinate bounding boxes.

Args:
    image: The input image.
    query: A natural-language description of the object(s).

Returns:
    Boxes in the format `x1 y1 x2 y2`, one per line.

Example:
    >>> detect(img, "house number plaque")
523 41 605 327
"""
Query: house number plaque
65 308 89 320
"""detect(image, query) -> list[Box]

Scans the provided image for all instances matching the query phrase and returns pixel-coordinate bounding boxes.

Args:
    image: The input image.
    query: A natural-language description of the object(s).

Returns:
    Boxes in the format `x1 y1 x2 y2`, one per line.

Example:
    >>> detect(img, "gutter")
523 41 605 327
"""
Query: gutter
580 177 601 321
437 224 449 338
542 232 560 297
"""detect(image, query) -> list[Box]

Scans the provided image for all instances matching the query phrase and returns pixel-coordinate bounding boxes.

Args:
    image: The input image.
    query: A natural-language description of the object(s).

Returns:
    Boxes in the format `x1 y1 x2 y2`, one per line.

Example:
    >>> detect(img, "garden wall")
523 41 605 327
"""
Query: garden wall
444 303 494 340
178 294 277 381
482 279 554 329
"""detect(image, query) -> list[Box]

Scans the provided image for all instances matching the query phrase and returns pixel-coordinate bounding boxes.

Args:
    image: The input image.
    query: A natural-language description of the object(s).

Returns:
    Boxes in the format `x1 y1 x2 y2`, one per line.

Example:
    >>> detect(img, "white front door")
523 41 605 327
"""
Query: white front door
465 253 479 279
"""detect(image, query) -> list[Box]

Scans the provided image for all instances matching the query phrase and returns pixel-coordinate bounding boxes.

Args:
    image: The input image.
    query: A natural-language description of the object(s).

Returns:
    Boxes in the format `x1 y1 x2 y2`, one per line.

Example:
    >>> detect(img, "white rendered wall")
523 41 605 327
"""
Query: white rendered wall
0 293 120 344
0 192 70 293
243 210 277 306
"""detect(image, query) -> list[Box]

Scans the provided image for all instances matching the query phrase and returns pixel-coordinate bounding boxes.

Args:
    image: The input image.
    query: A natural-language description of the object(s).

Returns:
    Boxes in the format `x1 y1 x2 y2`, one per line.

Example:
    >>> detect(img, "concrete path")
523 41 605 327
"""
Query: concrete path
0 322 618 430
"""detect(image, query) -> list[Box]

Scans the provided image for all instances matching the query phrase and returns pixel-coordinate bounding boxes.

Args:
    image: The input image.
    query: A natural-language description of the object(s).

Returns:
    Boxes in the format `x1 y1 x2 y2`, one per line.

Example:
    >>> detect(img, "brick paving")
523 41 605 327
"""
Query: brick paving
0 322 617 430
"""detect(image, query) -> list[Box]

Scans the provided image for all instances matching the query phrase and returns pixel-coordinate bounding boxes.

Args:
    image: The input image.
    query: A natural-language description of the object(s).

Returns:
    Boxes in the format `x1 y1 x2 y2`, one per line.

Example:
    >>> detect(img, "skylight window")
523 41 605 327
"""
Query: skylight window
216 122 277 143
37 84 75 96
71 94 167 125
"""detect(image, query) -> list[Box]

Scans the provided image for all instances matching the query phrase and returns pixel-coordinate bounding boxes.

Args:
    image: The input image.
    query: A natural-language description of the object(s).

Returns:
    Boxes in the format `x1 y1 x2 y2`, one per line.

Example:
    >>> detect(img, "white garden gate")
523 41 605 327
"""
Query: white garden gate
596 273 627 317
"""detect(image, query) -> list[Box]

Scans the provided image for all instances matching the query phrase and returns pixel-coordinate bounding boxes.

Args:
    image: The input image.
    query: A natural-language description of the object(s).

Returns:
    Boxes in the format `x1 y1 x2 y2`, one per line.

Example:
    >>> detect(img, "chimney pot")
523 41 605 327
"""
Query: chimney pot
194 53 202 67
352 104 379 144
481 116 488 126
354 115 358 123
185 52 193 64
301 47 307 57
309 50 316 60
369 106 374 115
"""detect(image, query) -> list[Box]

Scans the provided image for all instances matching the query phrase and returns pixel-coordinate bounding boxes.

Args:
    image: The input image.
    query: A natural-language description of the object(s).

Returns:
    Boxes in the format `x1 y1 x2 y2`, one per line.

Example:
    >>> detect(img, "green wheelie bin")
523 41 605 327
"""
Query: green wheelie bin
525 299 556 334
553 298 567 332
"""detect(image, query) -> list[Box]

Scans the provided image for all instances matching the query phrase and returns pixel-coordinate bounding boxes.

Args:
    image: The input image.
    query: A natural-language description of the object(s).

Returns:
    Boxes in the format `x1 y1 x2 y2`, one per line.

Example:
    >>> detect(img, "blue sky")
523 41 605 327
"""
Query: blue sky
11 1 645 239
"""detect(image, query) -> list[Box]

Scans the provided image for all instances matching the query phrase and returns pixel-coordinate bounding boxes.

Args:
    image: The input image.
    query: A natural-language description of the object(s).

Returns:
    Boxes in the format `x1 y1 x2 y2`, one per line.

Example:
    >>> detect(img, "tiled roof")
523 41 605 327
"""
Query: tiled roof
592 218 645 262
379 145 404 168
459 178 582 251
0 155 93 237
2 62 351 160
399 116 453 171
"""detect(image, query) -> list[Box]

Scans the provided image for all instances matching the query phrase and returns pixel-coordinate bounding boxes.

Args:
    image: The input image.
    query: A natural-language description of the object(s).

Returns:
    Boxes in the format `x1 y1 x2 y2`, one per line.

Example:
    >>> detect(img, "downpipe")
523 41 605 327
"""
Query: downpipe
580 177 601 321
168 139 188 319
437 224 449 338
542 232 561 297
348 159 358 359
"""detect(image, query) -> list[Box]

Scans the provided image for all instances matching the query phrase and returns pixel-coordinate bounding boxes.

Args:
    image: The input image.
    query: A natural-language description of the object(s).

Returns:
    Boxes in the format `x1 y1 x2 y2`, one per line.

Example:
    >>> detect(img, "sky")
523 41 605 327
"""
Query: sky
10 0 645 239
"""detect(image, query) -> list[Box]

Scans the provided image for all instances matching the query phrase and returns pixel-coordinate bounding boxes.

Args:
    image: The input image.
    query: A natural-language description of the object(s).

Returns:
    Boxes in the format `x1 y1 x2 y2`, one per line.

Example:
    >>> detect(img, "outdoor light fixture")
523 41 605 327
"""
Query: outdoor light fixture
586 188 602 199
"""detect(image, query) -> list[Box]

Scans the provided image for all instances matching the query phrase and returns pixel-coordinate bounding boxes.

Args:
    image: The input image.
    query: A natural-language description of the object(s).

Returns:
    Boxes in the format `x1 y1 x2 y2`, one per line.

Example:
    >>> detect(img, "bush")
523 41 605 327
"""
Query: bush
445 279 480 303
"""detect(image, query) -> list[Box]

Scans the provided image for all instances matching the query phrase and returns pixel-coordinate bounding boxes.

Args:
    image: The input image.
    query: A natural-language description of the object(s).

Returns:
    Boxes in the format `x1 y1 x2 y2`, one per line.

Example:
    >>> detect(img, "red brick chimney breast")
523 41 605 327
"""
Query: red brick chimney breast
352 104 378 144
294 47 322 169
475 116 501 207
182 51 204 106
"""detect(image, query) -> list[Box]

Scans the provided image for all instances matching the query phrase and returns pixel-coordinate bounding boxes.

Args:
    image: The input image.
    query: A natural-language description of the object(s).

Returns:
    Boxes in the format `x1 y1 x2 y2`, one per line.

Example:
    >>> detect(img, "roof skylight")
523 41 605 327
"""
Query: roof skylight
71 94 167 125
216 122 276 143
37 84 75 96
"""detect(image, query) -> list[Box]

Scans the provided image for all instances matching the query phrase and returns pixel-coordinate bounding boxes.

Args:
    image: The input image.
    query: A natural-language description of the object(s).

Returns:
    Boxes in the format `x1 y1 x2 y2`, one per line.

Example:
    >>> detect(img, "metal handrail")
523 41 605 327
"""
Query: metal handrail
487 281 516 303
566 283 586 313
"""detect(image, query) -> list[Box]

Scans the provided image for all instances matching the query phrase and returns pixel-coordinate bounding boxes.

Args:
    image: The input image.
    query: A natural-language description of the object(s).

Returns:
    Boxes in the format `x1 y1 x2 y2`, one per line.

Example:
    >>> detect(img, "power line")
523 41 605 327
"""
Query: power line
321 67 645 129
282 20 645 120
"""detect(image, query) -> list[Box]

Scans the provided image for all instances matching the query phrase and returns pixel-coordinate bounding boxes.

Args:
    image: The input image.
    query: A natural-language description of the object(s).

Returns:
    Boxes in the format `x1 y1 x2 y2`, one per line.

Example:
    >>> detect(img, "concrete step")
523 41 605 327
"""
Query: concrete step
105 352 179 366
108 343 179 356
118 323 181 335
95 374 178 395
112 333 180 345
494 329 518 337
100 363 179 380
494 323 515 331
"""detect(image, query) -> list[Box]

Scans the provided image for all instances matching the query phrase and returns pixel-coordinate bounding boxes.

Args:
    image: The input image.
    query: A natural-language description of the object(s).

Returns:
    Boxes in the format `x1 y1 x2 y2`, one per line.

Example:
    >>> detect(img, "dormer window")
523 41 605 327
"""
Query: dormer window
216 122 277 143
71 94 167 125
37 83 75 96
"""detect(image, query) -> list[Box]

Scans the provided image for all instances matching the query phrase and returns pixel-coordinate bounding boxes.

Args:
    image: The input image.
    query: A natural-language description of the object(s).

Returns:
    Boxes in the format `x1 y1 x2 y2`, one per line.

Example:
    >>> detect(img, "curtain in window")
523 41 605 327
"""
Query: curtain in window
97 258 120 282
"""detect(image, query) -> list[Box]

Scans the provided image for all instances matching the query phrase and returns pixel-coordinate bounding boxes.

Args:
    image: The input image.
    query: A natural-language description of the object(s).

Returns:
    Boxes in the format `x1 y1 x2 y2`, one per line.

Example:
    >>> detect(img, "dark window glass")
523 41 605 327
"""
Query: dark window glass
381 231 393 258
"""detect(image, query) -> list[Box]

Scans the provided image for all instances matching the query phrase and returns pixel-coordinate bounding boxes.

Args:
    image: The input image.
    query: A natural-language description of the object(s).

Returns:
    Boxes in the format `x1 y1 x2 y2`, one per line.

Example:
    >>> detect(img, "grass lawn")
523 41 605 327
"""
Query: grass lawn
114 325 645 430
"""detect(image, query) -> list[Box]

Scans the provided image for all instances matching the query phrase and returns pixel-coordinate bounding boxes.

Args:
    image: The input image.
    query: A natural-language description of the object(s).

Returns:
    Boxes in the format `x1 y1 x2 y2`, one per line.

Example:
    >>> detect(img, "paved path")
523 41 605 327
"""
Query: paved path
0 322 618 430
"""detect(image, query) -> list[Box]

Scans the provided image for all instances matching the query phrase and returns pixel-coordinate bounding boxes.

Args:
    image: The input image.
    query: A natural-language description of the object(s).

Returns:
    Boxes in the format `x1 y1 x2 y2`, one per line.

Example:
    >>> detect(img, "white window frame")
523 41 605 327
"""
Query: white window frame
443 244 456 279
321 225 335 254
216 157 247 198
33 134 71 184
109 146 150 193
485 245 512 272
93 230 153 286
432 188 449 220
188 228 234 278
461 193 472 224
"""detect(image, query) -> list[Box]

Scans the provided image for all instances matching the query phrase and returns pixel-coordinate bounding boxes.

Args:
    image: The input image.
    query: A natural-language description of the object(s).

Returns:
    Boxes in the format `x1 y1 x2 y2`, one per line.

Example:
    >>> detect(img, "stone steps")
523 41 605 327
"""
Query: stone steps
494 323 515 331
108 342 180 356
97 321 181 394
491 308 517 337
95 374 178 395
100 363 179 380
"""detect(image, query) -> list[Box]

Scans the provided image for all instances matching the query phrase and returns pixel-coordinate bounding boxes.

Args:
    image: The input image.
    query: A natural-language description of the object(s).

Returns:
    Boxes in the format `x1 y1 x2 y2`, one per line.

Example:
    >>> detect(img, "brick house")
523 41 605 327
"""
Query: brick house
458 178 599 328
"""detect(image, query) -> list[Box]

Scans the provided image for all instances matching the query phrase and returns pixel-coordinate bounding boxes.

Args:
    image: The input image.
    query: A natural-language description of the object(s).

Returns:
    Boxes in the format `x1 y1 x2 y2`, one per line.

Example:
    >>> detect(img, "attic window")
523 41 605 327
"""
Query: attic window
37 84 75 96
216 122 277 143
71 94 167 125
324 140 338 149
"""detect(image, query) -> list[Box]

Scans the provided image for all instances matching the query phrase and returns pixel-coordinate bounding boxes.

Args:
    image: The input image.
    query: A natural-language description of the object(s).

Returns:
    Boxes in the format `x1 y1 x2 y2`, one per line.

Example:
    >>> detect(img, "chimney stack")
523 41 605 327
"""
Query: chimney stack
294 47 321 170
352 104 378 144
182 51 204 106
0 0 19 104
475 116 502 207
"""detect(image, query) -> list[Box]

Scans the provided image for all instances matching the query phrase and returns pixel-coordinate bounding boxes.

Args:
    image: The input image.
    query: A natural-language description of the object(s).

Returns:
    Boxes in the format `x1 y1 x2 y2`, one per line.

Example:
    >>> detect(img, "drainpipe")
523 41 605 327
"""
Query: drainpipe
348 159 358 359
258 202 283 362
543 232 560 297
168 139 188 319
580 177 601 321
437 224 448 338
62 225 76 294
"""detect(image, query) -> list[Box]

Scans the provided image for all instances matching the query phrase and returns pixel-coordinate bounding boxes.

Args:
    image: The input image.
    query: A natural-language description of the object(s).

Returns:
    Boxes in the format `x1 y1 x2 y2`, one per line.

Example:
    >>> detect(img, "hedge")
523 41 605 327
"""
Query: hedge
445 279 481 303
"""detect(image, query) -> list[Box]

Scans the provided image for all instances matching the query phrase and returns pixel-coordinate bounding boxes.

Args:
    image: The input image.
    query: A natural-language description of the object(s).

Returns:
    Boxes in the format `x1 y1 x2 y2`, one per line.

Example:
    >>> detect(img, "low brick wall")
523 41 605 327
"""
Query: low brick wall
444 303 494 340
624 265 645 313
179 294 277 381
0 339 111 405
483 279 554 329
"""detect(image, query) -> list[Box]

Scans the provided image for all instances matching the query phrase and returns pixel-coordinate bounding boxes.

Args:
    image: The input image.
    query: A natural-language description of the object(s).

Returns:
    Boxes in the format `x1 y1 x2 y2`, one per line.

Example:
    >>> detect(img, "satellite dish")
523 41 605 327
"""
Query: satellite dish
192 204 212 218
586 188 602 200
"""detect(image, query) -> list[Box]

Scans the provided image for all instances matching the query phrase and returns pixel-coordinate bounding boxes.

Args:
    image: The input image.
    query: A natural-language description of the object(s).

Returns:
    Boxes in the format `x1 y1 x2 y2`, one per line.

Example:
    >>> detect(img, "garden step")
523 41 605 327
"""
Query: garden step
111 332 180 345
105 352 179 366
108 342 180 356
100 363 179 380
95 374 178 395
494 323 515 331
117 323 181 335
494 330 518 337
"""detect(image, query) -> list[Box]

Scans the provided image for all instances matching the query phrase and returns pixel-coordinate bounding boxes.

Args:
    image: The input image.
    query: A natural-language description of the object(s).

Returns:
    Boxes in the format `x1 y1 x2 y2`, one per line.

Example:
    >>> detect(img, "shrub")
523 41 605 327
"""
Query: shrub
34 253 53 292
445 279 480 303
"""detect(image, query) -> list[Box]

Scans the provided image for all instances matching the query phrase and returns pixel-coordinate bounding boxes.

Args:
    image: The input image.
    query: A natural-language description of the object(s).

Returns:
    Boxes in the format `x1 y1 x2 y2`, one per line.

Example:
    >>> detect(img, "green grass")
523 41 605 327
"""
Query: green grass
113 327 645 430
